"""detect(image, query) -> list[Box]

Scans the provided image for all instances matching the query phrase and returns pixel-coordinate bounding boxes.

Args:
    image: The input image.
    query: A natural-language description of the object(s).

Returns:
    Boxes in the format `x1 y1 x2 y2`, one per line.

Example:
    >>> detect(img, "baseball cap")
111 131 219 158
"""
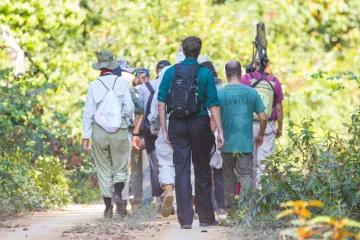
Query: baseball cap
117 58 136 73
135 68 150 77
156 60 171 70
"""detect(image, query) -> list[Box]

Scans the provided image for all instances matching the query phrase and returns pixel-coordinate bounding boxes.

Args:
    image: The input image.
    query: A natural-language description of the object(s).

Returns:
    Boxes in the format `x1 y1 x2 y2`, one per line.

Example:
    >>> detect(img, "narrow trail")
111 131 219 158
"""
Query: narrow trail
0 205 103 240
156 216 228 240
0 205 228 240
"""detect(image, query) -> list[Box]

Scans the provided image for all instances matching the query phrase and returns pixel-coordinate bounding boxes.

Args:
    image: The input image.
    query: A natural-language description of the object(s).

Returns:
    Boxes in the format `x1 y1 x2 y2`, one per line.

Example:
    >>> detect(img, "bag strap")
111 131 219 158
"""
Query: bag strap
145 82 155 131
250 73 276 93
112 76 119 90
97 79 109 91
145 82 155 94
97 76 120 91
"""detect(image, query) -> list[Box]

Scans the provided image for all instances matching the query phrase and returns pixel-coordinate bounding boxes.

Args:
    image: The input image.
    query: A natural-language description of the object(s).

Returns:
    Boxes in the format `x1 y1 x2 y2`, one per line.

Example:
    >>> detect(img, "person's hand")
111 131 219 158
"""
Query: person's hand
82 139 90 154
254 135 264 148
217 132 225 150
276 128 282 138
133 136 141 150
162 130 172 149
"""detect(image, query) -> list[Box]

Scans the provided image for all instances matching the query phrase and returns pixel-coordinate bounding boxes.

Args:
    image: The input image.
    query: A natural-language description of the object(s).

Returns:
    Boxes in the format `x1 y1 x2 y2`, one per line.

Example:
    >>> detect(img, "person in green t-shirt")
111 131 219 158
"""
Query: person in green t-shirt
217 60 267 213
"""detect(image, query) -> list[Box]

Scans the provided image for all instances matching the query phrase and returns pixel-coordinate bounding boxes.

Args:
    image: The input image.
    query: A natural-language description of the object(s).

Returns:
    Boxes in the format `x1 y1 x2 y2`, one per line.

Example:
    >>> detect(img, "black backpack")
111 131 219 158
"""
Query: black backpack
165 64 201 118
144 82 157 138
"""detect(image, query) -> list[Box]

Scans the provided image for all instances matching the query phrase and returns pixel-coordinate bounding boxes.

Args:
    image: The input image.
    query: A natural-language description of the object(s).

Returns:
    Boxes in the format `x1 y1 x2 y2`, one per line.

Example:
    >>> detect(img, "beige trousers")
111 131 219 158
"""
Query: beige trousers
92 123 129 197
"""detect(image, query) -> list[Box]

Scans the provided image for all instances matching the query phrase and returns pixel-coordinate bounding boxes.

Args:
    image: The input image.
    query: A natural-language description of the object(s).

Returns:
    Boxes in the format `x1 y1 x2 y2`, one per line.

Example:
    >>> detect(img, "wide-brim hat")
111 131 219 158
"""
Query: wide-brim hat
92 50 120 70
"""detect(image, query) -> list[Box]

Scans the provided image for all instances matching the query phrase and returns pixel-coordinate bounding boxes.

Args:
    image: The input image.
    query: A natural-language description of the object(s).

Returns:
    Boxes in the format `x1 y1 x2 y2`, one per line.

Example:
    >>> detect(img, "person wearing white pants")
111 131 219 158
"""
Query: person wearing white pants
241 62 284 189
252 121 277 188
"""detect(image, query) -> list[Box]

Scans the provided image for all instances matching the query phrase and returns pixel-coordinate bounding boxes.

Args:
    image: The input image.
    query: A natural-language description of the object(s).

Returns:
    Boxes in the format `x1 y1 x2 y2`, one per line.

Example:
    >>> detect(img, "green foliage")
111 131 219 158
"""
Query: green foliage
0 155 72 217
68 157 101 203
1 0 359 217
0 157 42 218
236 74 360 225
31 156 71 207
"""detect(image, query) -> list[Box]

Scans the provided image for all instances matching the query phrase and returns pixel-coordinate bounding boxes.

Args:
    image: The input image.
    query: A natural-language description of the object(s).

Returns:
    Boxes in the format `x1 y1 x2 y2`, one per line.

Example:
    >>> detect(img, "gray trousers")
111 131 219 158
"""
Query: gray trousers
129 137 152 201
221 152 253 211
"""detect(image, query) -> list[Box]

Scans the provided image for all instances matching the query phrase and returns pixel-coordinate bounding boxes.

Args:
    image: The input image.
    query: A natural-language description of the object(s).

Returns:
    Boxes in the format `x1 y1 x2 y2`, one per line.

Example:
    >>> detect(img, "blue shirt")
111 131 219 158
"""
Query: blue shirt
217 84 266 153
157 58 220 117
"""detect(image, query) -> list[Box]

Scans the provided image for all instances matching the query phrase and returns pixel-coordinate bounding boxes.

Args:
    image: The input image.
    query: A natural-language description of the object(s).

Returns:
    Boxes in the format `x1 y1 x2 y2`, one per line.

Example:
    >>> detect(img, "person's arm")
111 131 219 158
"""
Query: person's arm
159 101 171 147
254 89 267 148
205 70 224 149
82 84 96 154
132 114 144 150
157 67 173 148
210 115 216 132
209 106 224 149
255 112 267 148
276 102 283 138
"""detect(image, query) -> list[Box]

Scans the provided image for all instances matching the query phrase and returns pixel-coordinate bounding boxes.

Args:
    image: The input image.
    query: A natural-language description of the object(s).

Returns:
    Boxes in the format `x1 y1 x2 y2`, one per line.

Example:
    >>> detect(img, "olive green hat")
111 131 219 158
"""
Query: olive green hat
92 50 120 70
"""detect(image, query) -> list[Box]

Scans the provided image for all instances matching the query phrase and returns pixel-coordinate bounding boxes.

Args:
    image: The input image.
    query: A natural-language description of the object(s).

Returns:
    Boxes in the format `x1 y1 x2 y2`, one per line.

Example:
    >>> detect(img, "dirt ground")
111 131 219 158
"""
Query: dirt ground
0 204 229 240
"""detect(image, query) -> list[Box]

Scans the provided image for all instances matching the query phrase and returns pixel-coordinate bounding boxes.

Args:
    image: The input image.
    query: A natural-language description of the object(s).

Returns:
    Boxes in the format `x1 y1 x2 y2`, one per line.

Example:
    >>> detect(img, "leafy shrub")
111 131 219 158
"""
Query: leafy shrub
0 157 42 217
68 157 101 203
31 156 72 208
276 200 360 239
236 74 360 225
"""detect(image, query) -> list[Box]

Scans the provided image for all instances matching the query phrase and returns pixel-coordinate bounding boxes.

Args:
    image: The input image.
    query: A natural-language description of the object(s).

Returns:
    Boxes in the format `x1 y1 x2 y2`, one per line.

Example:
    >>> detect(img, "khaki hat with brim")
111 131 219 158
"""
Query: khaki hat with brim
92 50 120 70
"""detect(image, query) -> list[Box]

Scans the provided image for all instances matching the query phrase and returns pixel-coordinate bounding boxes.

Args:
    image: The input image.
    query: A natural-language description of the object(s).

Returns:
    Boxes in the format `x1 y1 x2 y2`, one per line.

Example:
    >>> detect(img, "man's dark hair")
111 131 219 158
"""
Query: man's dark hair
225 60 242 78
200 61 217 77
182 36 202 59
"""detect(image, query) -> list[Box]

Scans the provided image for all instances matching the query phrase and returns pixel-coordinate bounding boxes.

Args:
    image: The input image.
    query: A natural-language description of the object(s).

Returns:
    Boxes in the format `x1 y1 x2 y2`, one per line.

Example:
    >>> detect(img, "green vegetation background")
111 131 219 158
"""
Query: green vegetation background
0 0 359 218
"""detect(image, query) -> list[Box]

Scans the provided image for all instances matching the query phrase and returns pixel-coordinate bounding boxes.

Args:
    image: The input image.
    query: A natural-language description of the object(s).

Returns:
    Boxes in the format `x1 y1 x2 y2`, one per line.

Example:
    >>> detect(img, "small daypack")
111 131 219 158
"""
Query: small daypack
250 73 276 120
165 64 201 118
144 82 157 138
94 77 122 132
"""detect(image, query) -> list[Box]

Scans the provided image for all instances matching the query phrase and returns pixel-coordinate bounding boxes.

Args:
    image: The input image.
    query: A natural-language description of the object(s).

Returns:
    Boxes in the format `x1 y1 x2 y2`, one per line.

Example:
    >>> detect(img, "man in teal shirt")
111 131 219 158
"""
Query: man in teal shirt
158 36 224 229
217 60 267 213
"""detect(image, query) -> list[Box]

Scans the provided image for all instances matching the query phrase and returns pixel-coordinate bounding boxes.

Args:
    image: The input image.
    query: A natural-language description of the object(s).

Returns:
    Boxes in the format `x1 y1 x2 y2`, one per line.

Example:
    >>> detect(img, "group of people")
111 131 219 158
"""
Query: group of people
82 36 283 228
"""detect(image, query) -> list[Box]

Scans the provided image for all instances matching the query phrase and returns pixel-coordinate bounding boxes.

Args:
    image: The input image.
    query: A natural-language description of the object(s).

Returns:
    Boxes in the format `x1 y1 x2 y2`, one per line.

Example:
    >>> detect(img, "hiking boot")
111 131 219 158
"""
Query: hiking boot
199 220 220 227
181 224 192 229
113 196 128 216
103 197 113 218
160 184 174 217
104 205 113 218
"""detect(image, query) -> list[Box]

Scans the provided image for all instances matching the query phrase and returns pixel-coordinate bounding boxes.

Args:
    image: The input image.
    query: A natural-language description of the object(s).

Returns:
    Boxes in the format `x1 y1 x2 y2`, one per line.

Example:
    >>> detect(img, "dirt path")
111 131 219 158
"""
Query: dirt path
0 205 228 240
155 215 228 240
0 205 103 240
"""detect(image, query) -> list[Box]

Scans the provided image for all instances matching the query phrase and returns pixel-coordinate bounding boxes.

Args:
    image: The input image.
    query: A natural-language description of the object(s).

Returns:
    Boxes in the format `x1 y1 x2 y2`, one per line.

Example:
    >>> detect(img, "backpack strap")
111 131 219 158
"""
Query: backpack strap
250 73 276 92
97 79 109 91
112 76 120 90
97 76 120 91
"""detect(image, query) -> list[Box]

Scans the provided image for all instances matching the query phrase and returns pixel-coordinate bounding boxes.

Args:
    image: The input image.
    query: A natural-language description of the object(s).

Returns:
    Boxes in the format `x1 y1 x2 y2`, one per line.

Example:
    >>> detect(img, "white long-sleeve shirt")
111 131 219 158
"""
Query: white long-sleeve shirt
82 74 134 139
